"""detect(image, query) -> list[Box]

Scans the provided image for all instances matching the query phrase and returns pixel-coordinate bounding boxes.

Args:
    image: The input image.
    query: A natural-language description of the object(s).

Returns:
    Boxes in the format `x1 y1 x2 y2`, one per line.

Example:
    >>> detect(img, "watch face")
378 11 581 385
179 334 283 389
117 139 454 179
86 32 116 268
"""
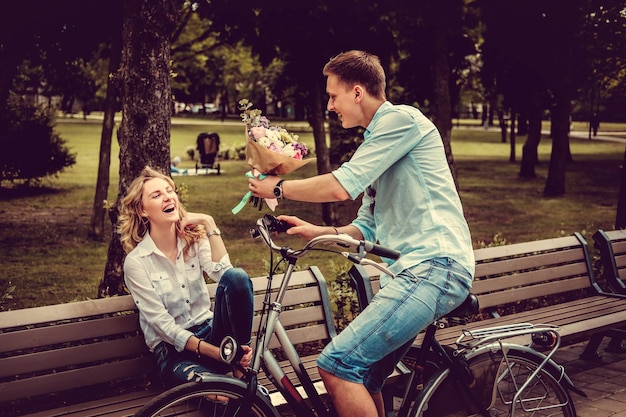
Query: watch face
274 180 284 198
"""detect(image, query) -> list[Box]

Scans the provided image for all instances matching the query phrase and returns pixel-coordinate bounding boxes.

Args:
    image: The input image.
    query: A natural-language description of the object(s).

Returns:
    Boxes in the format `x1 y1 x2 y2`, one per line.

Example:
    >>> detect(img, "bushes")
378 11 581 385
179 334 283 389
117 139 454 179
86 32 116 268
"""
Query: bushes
0 96 76 186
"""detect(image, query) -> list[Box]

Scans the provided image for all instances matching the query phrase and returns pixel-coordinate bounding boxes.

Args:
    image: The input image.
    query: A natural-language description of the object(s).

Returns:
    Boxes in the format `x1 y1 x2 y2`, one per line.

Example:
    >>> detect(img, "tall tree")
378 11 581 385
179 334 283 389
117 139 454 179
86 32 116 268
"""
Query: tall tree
89 25 123 240
98 0 180 297
543 0 580 196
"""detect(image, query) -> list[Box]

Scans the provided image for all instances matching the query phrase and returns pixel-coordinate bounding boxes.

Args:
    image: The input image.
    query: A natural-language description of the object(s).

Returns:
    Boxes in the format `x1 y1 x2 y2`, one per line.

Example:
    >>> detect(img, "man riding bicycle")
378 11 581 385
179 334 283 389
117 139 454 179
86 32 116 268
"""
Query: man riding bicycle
248 50 475 417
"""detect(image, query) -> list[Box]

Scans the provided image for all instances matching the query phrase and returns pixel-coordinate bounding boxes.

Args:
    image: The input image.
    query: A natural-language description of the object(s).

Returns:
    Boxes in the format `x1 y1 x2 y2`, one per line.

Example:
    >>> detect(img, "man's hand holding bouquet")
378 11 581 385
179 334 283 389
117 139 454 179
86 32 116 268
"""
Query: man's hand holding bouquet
232 99 313 214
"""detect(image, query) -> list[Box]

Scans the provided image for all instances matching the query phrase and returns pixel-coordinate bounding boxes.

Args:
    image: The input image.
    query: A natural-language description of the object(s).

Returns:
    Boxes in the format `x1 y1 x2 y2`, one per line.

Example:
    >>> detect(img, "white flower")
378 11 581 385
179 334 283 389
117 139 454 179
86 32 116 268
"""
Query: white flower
258 136 271 147
282 145 297 157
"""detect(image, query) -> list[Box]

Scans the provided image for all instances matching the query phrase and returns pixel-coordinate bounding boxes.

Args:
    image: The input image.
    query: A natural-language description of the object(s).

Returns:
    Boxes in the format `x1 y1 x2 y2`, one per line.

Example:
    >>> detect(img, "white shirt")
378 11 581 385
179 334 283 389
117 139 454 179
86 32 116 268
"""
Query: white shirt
123 232 232 352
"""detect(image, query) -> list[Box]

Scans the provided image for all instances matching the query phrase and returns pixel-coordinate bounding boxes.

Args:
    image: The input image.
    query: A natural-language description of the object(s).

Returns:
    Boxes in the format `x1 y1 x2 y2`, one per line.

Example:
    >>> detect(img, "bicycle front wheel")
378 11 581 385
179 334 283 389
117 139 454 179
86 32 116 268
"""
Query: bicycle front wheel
410 348 576 417
134 378 280 417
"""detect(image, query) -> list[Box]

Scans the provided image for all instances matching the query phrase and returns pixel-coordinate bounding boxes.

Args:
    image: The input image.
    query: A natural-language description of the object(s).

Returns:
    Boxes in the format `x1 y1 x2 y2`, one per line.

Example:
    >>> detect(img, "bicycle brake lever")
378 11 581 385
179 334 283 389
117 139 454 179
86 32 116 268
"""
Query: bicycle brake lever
343 252 362 263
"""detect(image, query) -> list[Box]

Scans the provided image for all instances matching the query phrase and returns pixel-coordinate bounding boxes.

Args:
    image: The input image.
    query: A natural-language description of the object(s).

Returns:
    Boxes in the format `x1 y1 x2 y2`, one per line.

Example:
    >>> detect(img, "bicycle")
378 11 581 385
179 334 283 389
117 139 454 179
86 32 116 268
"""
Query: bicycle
134 214 585 417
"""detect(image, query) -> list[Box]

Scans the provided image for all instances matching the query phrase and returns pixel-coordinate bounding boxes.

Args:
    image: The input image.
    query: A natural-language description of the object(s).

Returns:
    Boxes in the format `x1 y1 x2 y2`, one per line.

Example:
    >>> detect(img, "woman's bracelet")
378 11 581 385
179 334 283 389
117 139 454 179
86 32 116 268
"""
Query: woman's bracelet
331 226 339 235
196 339 202 358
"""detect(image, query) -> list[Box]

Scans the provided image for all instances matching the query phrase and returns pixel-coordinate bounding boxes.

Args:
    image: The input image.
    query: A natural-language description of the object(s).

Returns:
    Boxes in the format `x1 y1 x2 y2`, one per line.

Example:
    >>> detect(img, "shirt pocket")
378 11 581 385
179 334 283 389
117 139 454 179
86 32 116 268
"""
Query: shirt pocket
150 271 173 295
185 262 206 294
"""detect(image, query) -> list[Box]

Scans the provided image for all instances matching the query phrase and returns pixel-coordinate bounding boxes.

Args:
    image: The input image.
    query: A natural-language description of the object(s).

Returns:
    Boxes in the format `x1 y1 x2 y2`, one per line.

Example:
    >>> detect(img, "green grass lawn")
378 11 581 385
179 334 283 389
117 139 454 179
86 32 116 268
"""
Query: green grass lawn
0 115 624 310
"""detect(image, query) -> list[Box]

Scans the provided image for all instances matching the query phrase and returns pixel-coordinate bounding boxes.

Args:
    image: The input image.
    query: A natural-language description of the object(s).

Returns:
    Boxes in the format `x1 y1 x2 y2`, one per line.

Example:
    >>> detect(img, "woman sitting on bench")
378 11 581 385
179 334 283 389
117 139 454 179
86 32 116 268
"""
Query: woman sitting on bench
118 166 253 387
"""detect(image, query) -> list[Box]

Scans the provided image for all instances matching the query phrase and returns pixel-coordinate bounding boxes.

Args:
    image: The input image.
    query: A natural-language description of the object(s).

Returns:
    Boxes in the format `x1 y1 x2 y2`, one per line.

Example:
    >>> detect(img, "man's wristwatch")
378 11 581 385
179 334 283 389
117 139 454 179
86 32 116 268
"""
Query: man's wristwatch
273 179 285 199
206 228 221 238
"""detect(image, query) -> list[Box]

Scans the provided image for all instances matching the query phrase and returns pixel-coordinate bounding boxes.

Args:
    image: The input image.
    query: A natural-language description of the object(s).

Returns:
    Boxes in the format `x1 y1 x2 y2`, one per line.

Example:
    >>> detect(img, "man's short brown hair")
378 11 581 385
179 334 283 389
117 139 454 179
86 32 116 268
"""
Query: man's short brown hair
323 50 386 100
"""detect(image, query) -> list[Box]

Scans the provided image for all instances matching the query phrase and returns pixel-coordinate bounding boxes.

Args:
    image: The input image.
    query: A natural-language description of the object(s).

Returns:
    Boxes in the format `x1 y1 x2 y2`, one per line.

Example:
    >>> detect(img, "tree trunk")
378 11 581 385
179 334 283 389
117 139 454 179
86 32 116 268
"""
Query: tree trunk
509 107 516 162
310 78 336 225
544 76 572 197
498 110 507 143
89 37 121 241
98 0 179 297
430 0 457 189
544 1 577 197
616 147 626 229
519 97 542 178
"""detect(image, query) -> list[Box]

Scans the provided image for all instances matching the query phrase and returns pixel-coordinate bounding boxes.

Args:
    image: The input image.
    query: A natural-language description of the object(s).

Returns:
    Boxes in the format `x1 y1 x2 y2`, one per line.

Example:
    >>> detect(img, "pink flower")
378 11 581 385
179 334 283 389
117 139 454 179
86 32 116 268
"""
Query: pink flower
250 126 266 140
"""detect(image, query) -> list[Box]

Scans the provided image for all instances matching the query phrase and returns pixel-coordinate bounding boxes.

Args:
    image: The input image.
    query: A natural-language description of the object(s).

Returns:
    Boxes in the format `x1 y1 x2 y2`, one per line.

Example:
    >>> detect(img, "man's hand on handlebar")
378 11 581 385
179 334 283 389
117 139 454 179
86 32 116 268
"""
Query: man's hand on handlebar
276 215 361 241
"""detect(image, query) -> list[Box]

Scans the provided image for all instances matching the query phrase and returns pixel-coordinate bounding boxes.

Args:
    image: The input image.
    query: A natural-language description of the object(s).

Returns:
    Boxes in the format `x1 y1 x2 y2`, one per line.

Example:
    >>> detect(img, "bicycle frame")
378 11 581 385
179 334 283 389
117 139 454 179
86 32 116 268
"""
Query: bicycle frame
251 259 333 417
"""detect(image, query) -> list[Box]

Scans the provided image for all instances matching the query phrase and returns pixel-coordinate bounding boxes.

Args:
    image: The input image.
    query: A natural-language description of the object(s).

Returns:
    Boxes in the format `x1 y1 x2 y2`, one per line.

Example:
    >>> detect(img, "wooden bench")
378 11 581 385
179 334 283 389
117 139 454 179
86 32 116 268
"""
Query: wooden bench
593 229 626 294
349 233 626 361
0 267 336 417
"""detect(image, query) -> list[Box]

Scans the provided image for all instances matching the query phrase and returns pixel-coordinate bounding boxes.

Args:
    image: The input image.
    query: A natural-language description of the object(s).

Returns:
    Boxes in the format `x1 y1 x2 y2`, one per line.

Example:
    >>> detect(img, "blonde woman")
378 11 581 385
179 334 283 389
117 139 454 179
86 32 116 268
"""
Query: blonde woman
119 166 253 387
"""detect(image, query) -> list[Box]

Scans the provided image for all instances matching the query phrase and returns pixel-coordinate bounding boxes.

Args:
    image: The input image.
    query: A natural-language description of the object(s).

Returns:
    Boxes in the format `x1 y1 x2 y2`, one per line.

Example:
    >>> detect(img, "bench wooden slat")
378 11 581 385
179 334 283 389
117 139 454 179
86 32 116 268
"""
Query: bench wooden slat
0 296 137 329
472 262 589 294
0 313 141 354
475 276 590 309
0 335 148 379
475 247 586 277
21 390 160 417
473 235 581 261
0 356 155 403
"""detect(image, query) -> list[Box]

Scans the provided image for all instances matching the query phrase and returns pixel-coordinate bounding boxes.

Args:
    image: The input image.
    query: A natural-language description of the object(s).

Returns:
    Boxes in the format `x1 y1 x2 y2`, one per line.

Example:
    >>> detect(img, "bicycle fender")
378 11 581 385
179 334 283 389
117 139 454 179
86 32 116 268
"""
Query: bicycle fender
467 343 587 398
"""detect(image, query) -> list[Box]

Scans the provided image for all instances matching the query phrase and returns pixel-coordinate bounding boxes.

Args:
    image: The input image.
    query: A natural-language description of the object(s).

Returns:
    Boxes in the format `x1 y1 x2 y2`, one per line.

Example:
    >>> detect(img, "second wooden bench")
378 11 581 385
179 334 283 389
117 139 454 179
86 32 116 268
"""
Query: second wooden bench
350 233 626 361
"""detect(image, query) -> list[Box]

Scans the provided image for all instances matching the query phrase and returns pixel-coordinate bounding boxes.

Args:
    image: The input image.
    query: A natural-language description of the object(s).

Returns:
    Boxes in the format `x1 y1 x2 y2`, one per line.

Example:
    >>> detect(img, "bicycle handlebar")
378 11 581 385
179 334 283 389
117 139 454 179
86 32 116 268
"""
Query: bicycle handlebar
251 215 401 262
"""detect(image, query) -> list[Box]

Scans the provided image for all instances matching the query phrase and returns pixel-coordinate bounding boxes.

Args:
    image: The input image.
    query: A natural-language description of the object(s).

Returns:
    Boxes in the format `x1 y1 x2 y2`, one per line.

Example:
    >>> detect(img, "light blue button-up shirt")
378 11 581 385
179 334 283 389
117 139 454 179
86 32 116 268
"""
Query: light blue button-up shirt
124 233 232 352
332 101 475 286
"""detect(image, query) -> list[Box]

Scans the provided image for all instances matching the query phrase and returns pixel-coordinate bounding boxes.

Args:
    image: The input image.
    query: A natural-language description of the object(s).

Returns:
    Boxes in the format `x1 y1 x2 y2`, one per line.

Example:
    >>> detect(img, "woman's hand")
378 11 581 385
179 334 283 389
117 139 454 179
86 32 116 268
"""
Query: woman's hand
181 212 217 232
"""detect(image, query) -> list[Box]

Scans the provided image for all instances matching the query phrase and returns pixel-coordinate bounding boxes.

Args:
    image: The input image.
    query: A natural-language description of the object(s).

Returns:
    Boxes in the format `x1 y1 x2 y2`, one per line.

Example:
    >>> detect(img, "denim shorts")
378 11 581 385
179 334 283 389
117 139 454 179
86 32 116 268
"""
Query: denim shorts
317 257 472 392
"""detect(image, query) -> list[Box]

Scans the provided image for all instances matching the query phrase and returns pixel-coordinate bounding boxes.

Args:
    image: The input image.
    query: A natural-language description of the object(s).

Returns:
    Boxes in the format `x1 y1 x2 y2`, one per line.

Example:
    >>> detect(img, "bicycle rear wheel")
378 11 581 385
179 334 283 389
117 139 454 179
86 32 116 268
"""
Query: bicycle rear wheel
409 348 576 417
134 378 280 417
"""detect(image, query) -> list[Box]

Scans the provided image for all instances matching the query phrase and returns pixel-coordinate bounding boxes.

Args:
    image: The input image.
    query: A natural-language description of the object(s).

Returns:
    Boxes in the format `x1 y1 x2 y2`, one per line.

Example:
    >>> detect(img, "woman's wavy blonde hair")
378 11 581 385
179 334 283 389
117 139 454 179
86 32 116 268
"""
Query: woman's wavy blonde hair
118 166 205 258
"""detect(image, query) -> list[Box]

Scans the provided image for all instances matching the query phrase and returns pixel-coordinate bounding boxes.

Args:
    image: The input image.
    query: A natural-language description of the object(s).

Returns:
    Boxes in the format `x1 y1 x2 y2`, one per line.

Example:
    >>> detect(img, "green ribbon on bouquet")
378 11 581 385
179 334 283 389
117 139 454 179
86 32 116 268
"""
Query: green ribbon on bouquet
231 171 267 214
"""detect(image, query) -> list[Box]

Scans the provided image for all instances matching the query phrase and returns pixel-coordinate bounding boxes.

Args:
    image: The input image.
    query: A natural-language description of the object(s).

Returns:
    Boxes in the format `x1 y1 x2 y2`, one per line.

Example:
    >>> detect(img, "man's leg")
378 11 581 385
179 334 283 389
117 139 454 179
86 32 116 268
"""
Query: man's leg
319 368 383 417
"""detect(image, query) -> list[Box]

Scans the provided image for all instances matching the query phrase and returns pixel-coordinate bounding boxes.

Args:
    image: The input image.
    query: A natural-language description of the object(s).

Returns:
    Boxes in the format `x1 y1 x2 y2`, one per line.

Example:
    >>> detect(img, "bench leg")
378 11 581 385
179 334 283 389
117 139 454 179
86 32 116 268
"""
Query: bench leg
581 329 626 360
604 329 626 353
580 334 604 361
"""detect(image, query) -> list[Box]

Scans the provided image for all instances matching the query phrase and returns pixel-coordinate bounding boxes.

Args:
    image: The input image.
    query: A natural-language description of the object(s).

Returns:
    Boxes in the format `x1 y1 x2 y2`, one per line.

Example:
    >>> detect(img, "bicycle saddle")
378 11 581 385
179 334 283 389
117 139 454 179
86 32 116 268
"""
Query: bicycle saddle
446 294 479 320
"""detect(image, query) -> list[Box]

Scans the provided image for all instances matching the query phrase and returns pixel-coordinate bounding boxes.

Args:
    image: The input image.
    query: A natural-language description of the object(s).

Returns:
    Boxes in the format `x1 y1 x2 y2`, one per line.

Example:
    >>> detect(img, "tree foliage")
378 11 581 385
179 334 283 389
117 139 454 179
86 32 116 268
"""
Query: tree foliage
0 95 76 185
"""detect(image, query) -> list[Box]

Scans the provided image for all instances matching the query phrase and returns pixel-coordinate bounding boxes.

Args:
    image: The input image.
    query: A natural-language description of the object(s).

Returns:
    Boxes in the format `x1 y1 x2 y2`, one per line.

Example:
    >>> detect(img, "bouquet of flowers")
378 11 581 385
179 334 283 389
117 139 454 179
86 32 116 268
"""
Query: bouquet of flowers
232 99 314 214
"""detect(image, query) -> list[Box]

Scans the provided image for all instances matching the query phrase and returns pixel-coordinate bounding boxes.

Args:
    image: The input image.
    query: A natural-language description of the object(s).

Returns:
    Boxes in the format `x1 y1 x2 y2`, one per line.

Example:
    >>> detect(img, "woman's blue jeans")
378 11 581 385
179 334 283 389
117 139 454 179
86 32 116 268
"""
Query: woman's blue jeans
153 267 253 388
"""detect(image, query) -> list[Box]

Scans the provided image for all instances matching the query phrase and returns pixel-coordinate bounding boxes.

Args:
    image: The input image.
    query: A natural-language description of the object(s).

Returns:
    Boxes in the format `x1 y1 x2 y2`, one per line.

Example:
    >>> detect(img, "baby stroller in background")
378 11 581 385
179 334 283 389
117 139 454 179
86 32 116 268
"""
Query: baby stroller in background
195 132 221 175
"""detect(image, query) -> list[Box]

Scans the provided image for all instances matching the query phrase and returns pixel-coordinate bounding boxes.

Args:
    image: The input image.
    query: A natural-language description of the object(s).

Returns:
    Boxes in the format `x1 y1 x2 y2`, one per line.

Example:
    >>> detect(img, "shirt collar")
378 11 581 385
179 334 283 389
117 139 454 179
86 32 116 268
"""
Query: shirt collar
364 101 392 139
135 232 159 257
